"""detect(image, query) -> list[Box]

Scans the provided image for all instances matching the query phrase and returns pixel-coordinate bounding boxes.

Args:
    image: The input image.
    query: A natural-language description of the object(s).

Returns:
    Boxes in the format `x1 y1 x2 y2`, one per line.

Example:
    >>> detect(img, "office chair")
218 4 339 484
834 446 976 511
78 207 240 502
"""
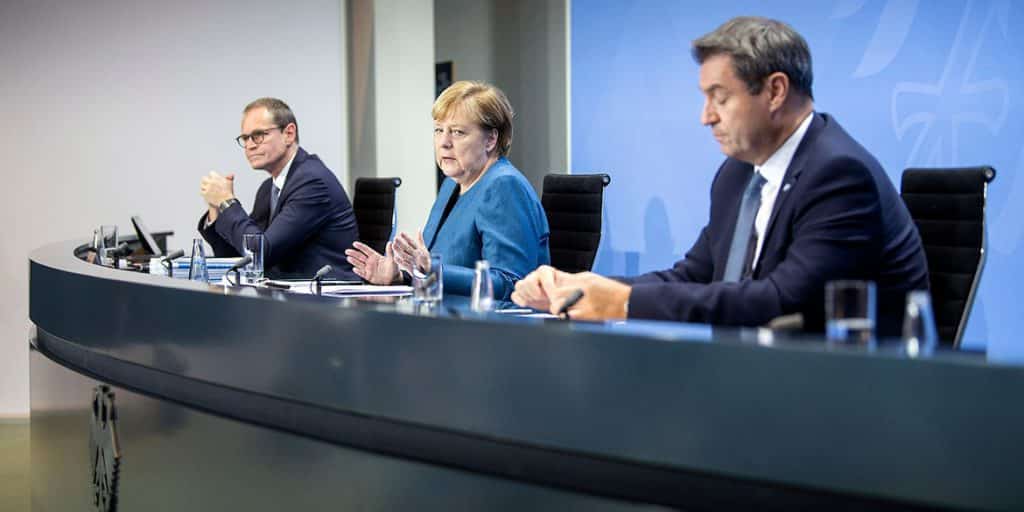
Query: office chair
352 177 402 255
542 173 611 274
901 166 995 347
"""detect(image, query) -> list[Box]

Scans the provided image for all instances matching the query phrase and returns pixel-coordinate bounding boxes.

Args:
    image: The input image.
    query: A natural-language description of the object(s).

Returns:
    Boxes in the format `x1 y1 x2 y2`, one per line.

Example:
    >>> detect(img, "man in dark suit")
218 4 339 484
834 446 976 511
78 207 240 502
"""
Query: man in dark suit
198 97 358 279
511 17 928 337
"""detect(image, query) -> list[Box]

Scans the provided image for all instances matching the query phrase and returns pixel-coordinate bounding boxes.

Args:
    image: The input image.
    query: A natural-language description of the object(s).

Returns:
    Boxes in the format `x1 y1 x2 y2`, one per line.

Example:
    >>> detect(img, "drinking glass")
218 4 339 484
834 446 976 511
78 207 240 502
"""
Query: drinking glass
242 233 264 284
412 253 443 304
825 280 876 343
89 229 103 265
470 260 494 312
188 238 209 282
98 225 118 266
902 290 938 357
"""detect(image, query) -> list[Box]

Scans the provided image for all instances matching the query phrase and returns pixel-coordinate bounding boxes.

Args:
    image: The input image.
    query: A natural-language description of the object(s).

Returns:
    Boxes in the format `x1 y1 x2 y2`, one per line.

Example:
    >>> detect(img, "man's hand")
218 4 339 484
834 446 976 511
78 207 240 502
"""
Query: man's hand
345 241 402 284
200 172 235 208
547 272 631 321
512 267 631 321
511 265 565 311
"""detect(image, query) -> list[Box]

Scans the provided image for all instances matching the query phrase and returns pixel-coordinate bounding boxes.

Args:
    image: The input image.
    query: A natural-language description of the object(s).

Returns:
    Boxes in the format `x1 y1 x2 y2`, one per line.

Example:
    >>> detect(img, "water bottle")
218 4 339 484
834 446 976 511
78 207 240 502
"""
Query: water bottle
902 290 938 357
188 238 209 282
470 260 494 312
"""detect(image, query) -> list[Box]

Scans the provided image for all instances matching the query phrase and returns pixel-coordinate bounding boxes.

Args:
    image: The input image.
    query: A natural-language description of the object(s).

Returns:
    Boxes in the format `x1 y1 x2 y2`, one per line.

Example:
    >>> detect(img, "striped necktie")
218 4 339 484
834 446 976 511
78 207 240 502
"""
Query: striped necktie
722 171 767 282
270 183 281 218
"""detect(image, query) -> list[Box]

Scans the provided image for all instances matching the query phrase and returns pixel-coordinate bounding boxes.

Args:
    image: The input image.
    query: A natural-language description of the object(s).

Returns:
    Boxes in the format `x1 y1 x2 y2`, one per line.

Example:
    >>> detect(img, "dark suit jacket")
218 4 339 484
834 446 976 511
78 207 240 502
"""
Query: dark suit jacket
622 113 928 337
199 147 359 280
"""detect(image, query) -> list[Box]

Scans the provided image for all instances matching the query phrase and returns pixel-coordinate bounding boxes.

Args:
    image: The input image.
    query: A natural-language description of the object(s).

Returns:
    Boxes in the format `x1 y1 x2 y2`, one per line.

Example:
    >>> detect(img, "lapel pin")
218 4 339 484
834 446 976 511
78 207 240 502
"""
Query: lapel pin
782 183 792 192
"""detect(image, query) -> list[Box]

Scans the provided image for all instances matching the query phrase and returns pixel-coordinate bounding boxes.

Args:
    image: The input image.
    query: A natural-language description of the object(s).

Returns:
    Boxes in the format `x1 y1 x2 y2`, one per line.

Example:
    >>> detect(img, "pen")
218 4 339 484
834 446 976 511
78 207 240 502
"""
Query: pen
556 289 585 318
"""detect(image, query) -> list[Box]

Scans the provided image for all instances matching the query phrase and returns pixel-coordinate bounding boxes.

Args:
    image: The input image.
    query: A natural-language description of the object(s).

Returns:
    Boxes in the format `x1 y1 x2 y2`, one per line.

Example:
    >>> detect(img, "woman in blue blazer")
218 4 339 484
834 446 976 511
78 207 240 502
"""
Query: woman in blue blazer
345 81 549 300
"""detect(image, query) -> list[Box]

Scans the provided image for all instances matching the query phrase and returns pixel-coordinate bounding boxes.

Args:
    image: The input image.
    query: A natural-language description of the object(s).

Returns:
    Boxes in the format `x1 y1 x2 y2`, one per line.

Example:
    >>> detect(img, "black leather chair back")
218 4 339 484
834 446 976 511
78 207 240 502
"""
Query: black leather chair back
353 177 402 254
542 173 611 274
901 166 995 347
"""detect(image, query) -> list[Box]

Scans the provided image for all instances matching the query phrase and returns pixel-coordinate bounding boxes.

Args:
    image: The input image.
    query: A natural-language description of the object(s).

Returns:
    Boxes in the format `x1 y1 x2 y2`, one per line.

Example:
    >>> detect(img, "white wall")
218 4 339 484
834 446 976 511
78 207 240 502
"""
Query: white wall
0 0 348 417
434 0 568 192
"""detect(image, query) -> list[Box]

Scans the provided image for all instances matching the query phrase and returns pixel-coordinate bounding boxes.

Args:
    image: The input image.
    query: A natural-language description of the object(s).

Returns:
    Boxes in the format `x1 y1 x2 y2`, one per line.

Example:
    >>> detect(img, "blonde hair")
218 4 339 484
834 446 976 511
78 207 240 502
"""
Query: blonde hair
432 81 514 156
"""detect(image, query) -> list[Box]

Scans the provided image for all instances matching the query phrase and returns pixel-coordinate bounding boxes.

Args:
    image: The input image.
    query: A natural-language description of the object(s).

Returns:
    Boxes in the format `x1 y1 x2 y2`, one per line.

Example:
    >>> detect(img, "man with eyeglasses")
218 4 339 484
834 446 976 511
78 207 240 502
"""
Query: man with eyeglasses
197 97 359 279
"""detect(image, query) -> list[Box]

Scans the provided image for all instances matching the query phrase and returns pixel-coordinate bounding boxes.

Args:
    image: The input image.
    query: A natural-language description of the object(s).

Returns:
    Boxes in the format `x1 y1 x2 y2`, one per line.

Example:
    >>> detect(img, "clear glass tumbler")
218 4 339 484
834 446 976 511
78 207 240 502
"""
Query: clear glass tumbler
242 233 264 284
825 280 876 343
98 225 118 266
412 253 443 304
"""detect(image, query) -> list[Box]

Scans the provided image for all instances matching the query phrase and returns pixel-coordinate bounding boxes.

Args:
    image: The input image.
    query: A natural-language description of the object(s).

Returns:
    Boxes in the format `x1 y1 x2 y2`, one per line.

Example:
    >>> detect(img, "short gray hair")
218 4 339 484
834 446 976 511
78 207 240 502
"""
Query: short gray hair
244 97 300 143
692 16 814 100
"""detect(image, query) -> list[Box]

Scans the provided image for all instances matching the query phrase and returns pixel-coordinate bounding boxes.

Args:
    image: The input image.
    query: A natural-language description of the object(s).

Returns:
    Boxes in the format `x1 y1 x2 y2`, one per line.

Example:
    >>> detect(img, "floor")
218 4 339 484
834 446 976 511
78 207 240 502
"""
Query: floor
0 420 30 511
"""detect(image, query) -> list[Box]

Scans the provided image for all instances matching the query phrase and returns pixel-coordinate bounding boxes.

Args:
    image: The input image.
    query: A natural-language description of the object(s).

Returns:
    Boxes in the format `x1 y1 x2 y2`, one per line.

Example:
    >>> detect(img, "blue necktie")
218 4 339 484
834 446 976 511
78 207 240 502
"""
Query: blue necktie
270 183 280 218
723 171 767 282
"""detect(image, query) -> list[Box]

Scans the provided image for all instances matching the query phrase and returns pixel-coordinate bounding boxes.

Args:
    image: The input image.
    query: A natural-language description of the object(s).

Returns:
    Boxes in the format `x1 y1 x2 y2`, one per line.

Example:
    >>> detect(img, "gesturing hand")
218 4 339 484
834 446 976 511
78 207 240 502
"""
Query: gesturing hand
391 231 432 276
345 241 401 284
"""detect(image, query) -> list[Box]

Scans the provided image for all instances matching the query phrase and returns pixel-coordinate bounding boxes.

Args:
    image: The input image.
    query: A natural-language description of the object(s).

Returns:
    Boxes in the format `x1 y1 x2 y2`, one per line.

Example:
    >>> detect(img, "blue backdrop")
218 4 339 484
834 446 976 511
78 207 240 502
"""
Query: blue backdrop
571 0 1023 354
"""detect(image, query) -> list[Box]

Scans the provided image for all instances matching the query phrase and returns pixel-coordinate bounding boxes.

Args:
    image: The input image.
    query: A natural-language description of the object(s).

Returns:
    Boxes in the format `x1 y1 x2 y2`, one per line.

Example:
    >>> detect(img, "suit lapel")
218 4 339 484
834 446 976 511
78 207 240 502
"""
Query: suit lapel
270 147 308 223
252 179 272 230
754 113 825 273
423 180 456 250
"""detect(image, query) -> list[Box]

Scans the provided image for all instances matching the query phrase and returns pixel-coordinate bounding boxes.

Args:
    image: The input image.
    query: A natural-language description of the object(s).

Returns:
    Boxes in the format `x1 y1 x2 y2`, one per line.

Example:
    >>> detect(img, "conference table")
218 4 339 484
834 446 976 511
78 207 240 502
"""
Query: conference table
28 237 1024 510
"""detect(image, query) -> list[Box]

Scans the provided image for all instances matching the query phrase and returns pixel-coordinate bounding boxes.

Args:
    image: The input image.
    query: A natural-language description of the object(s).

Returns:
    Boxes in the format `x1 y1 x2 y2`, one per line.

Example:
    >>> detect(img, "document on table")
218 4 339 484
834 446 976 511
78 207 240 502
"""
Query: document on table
321 285 412 297
218 277 411 297
268 280 412 296
494 308 558 319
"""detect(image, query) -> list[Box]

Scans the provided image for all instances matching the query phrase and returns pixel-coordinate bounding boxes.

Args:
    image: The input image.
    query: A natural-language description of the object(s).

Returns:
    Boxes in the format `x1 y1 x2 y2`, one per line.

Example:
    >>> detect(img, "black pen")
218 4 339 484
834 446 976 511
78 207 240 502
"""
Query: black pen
556 289 584 318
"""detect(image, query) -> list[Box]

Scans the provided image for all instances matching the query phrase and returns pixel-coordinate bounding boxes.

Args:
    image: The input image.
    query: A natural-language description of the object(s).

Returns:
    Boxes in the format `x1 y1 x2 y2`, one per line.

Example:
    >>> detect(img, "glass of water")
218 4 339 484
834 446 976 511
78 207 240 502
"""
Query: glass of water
412 253 443 304
470 260 494 312
98 225 118 266
825 280 876 343
242 233 264 284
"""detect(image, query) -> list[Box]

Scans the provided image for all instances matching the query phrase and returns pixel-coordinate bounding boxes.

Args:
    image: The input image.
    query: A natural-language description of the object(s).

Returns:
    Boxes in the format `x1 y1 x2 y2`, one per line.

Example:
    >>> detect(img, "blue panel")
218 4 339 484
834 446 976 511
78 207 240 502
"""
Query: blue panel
572 0 1024 351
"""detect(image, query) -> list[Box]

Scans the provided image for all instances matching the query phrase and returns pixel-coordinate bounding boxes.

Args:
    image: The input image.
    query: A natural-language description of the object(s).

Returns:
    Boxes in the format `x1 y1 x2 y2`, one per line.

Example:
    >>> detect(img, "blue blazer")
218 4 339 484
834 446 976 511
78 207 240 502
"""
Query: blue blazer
199 147 359 280
622 113 928 336
423 157 550 300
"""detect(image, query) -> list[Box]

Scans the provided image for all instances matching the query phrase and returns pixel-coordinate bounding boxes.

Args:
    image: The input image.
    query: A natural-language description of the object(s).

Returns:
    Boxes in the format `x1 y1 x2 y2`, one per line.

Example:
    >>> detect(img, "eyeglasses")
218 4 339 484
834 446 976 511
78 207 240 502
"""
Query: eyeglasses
235 126 282 147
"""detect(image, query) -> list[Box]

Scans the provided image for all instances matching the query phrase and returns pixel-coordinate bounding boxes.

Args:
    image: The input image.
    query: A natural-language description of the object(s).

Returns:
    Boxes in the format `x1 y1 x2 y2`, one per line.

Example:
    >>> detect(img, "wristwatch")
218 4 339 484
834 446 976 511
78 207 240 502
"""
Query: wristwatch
218 198 239 213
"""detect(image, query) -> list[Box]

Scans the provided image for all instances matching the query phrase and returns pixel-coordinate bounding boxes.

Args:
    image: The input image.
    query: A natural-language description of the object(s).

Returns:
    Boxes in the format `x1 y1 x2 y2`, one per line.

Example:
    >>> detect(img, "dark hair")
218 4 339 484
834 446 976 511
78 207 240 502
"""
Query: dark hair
692 16 814 100
244 97 299 143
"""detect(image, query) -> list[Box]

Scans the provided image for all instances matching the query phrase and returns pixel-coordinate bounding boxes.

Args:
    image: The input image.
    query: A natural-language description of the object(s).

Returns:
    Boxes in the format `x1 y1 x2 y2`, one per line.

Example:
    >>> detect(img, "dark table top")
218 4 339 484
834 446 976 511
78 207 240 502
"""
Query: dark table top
28 238 1024 510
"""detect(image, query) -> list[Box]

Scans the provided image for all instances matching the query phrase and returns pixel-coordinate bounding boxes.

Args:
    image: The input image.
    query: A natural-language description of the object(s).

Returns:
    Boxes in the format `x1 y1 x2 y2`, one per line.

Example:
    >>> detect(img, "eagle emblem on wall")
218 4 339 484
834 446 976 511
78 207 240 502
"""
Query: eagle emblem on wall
90 385 121 512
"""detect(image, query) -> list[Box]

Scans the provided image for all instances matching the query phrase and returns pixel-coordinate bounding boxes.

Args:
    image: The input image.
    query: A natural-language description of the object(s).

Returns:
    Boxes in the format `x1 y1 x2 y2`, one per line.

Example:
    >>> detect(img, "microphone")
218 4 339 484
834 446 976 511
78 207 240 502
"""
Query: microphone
160 249 186 277
163 249 186 261
227 255 252 287
313 265 333 281
228 255 252 272
112 242 132 258
106 242 132 267
313 264 332 296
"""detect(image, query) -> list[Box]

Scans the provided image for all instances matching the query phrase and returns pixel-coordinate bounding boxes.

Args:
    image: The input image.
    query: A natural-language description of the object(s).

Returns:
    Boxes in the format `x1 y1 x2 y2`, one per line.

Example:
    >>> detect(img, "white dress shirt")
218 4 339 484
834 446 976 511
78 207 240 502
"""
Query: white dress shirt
271 148 296 199
751 112 814 269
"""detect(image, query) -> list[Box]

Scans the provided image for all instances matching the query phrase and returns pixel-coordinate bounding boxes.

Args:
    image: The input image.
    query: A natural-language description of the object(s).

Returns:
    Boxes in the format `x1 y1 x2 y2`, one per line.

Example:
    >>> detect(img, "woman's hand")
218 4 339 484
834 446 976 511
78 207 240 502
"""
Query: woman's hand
345 241 401 284
391 231 432 276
